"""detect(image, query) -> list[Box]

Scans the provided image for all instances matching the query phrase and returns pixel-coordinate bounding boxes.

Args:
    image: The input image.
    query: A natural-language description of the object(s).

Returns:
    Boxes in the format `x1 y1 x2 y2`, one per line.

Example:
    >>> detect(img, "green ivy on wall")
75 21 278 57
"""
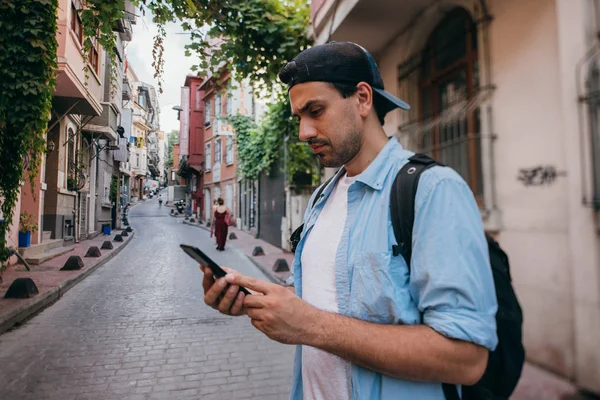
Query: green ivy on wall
223 95 320 185
0 0 58 267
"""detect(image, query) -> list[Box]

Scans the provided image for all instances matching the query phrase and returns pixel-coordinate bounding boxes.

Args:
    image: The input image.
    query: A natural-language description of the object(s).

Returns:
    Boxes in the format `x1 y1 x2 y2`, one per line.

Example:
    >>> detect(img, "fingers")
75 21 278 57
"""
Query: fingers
204 277 228 309
243 294 267 309
201 265 215 295
225 273 273 295
217 284 240 314
229 292 246 316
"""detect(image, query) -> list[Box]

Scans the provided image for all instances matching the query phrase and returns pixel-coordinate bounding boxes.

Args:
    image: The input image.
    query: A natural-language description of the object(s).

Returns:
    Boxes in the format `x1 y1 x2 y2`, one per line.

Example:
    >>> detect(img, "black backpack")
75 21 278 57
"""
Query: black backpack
290 154 525 400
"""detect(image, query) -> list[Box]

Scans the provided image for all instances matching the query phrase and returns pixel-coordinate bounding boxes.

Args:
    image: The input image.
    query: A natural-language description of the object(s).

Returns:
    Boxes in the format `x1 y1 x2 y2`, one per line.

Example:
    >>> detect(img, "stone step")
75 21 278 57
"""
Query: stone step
18 238 65 258
25 245 74 265
42 231 52 241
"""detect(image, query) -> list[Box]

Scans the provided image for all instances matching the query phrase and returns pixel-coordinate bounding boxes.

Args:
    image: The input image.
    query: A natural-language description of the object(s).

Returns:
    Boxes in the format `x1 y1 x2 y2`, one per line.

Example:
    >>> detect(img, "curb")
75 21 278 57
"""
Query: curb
243 254 284 285
182 220 210 231
0 231 136 335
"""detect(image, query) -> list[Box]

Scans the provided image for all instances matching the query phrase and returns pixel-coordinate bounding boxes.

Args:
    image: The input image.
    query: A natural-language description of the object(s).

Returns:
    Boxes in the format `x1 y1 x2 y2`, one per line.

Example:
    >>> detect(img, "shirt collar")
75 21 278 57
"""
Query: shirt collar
352 136 404 190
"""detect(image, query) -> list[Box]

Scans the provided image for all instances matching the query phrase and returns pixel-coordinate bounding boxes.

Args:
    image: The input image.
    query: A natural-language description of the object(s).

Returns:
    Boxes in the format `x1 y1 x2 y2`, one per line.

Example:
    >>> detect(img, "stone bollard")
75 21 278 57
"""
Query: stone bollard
252 246 265 256
85 246 102 257
114 235 124 242
121 230 129 237
273 258 290 273
61 256 84 271
4 278 39 299
101 241 114 250
229 232 237 240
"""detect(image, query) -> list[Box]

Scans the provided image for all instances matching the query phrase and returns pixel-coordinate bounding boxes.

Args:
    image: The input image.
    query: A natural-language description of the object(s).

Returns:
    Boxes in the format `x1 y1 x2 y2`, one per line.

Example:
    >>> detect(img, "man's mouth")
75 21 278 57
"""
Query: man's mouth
310 144 327 153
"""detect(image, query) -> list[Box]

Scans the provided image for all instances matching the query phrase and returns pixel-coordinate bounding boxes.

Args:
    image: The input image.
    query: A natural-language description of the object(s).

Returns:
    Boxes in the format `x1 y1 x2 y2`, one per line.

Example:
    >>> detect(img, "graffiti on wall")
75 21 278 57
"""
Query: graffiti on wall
517 165 566 186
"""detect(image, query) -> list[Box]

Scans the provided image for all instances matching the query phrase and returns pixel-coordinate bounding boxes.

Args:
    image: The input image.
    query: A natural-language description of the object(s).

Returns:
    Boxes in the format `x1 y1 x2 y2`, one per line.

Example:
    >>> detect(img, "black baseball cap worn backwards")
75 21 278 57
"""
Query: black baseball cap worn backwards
278 41 410 114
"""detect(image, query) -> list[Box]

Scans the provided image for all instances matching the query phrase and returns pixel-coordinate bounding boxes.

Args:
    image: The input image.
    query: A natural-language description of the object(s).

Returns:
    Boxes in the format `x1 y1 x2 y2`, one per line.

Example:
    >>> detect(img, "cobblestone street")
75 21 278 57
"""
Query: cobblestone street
0 199 294 400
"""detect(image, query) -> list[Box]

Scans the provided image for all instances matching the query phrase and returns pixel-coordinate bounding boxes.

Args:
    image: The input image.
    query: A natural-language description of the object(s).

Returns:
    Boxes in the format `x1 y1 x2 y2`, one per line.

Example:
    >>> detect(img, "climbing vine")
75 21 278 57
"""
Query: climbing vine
224 95 320 185
0 0 58 267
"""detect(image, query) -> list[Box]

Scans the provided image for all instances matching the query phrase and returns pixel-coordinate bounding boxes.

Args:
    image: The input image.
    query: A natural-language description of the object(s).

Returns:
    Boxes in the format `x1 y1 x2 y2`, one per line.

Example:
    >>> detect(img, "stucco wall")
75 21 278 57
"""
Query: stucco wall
343 0 600 390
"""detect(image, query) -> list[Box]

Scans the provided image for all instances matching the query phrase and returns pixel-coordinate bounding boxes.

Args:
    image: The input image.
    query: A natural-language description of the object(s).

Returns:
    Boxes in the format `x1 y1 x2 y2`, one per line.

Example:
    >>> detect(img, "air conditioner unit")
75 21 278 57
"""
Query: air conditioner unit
108 140 120 150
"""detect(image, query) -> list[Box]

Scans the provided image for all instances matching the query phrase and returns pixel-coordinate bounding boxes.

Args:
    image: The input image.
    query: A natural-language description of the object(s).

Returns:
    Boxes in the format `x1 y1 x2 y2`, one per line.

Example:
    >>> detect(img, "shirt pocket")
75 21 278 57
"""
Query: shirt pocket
349 251 419 325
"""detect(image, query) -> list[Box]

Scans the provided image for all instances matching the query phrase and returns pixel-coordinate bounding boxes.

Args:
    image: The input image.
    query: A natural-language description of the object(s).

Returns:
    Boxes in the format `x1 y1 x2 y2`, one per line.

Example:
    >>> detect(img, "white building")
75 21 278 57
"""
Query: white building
311 0 600 393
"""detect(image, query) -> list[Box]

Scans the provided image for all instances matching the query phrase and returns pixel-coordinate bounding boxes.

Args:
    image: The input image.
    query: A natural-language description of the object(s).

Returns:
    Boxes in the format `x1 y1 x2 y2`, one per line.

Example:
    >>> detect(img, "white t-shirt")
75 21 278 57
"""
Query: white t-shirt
301 174 355 400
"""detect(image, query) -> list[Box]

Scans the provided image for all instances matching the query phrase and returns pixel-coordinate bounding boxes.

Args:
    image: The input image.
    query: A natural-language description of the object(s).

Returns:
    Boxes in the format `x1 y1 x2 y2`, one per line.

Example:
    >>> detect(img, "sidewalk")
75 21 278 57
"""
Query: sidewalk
182 218 293 284
0 227 135 335
183 218 591 400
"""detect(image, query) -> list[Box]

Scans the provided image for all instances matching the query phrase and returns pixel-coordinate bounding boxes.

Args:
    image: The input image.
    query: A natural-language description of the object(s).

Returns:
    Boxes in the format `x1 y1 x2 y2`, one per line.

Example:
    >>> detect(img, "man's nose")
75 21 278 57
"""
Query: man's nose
298 119 317 142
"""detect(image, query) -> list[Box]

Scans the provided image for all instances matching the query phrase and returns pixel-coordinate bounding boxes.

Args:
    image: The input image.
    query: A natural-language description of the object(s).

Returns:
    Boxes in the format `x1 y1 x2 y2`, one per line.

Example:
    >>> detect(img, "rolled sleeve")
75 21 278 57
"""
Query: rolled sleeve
410 175 498 351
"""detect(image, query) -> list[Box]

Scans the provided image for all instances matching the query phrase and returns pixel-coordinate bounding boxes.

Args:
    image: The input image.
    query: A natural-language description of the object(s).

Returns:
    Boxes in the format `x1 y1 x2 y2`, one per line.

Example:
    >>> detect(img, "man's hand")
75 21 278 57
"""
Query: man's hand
200 265 246 316
225 273 320 345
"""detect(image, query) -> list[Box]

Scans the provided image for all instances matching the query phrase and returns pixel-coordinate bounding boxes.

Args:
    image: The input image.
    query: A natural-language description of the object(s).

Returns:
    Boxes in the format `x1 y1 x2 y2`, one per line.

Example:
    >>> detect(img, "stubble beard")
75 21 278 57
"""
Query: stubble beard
318 112 362 169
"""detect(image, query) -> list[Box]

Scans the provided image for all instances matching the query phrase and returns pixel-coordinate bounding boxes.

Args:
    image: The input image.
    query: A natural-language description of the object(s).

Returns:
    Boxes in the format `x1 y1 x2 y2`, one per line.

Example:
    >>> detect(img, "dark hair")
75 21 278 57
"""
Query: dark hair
329 82 387 125
217 198 224 206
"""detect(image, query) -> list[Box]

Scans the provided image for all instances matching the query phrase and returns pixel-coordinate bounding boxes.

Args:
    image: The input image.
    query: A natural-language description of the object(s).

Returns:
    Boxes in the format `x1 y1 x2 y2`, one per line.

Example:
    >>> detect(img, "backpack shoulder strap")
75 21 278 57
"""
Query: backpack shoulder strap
390 154 441 270
312 172 338 208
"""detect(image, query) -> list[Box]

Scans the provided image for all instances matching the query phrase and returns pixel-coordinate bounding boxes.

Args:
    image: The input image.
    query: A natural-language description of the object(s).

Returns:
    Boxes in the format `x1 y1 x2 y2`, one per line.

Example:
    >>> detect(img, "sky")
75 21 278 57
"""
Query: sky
125 13 196 135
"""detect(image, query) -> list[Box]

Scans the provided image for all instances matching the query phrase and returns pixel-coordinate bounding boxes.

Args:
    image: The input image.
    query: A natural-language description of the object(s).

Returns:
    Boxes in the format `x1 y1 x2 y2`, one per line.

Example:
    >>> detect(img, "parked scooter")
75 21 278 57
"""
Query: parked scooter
174 199 185 214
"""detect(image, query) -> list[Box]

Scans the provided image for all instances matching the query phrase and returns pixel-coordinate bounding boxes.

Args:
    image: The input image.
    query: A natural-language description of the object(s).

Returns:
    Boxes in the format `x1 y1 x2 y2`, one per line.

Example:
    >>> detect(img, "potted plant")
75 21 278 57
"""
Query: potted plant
18 211 38 248
67 176 77 191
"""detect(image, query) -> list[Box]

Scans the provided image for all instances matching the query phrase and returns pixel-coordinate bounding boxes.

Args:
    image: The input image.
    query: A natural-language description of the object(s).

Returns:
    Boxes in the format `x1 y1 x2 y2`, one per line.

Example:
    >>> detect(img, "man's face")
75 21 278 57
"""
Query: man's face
289 82 363 168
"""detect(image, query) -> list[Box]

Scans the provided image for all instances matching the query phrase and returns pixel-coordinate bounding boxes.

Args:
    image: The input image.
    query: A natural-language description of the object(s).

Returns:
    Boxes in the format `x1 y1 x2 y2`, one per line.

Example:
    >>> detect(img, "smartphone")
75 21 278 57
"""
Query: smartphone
180 244 251 295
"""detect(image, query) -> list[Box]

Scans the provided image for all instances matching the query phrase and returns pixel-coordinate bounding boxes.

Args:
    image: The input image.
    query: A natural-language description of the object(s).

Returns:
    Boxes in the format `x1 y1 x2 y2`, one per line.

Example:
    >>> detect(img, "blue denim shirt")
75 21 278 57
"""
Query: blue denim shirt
287 137 498 400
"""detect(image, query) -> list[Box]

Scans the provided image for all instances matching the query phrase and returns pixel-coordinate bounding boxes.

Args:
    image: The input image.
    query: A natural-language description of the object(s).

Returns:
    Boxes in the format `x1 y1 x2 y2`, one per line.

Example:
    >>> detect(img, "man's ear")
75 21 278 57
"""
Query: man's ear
355 82 374 118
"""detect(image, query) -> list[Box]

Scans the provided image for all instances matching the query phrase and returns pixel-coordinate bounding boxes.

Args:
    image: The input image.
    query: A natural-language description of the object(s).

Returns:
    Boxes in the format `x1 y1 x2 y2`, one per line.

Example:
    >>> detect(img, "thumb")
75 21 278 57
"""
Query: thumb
225 273 272 294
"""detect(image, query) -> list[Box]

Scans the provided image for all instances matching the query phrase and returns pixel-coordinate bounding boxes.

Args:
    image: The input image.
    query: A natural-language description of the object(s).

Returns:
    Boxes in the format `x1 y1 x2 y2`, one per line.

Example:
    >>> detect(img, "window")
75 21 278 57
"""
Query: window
214 138 222 164
136 153 140 168
225 184 233 211
204 100 212 127
215 94 222 117
205 143 212 171
586 62 600 210
70 2 83 45
65 128 76 189
138 92 146 109
226 136 234 165
103 172 111 205
417 8 482 201
88 40 99 75
226 87 233 115
195 87 201 110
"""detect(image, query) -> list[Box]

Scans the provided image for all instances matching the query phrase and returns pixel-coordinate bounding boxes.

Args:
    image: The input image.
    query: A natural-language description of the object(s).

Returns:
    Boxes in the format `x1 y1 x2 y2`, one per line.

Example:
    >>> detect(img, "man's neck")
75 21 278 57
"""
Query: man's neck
344 127 389 177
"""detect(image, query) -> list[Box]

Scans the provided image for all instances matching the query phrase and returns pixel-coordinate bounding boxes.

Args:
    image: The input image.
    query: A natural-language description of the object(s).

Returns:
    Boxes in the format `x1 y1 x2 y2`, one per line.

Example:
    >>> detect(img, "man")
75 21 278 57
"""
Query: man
201 42 497 399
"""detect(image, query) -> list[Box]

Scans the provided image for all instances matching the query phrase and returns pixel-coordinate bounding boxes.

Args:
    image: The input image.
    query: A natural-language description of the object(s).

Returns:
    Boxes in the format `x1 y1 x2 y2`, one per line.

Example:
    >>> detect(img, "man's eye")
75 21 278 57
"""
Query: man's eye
310 108 323 117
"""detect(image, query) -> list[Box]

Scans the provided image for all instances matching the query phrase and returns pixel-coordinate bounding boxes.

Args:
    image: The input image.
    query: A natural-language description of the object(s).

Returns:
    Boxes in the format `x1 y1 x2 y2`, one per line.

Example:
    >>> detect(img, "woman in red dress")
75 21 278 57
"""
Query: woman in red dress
213 198 230 251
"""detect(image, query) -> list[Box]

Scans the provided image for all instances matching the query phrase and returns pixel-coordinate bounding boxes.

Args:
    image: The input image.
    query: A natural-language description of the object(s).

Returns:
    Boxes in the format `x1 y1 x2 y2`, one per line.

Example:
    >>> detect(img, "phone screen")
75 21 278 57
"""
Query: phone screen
180 244 251 295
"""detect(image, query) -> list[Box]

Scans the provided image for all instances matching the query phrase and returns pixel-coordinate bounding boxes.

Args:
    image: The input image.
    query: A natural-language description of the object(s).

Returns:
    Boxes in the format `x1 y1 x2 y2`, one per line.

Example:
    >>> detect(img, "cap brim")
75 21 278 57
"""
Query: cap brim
373 88 410 111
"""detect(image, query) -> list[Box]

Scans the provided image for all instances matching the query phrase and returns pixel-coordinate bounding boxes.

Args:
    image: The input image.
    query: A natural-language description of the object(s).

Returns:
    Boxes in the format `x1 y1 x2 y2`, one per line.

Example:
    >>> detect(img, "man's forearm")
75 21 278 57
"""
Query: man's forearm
302 309 488 385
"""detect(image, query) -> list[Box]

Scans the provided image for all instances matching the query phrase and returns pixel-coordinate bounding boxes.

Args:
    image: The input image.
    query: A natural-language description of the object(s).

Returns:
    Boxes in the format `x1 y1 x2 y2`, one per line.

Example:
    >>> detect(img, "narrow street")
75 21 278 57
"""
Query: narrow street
0 198 294 400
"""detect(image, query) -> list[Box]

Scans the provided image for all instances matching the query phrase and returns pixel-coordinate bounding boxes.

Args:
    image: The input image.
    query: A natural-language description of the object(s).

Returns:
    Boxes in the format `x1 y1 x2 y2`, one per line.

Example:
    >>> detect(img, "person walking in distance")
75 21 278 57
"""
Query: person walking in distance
213 198 230 251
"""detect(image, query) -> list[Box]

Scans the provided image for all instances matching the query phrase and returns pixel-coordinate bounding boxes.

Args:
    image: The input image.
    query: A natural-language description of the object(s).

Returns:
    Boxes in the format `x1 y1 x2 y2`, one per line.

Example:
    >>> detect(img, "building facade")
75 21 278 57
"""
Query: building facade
177 76 206 219
200 73 252 224
20 0 105 246
311 0 600 393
